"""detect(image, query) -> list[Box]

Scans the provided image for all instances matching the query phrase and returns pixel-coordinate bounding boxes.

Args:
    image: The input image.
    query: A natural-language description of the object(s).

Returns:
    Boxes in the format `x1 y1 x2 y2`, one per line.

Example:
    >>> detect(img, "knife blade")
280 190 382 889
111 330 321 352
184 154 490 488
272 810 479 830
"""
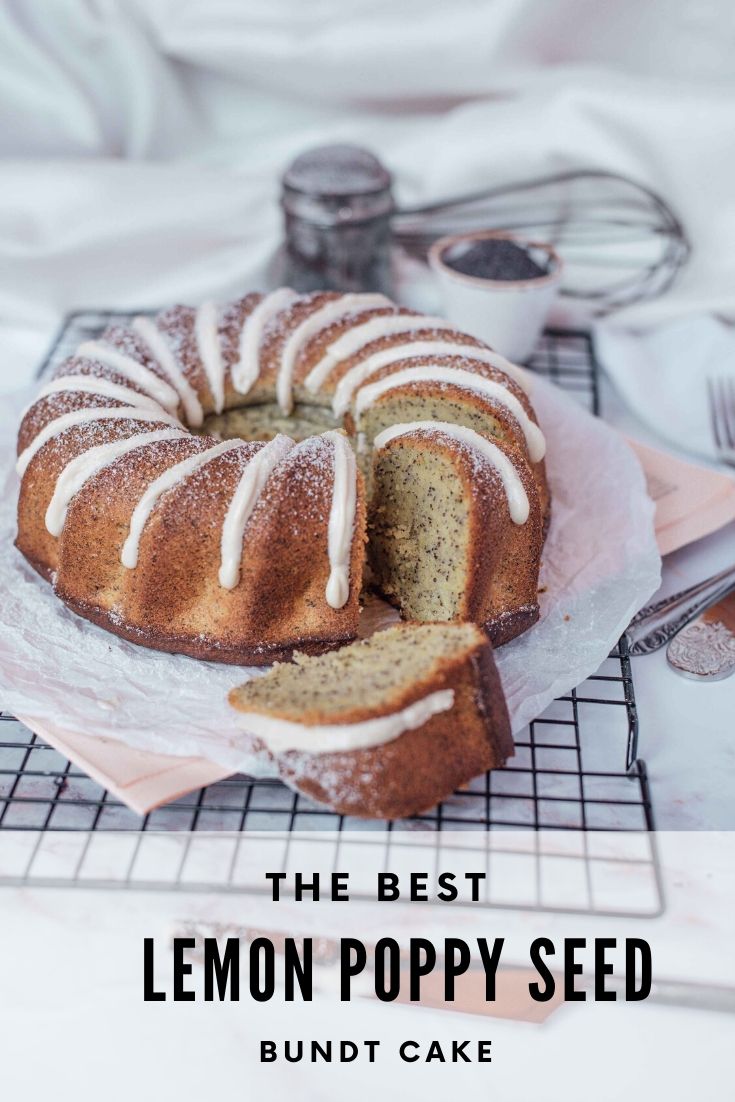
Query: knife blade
627 565 735 655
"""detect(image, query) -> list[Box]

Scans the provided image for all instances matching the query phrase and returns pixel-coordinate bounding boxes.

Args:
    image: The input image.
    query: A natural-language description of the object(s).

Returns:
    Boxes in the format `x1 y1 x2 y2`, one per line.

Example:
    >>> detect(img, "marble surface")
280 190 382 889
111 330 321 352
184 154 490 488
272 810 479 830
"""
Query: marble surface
597 374 735 829
0 831 733 1101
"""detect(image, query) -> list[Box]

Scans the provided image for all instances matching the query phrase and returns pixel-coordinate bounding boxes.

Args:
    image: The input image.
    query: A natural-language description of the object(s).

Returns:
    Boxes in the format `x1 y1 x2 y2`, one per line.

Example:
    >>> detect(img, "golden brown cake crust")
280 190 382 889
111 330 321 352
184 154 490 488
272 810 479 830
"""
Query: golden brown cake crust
53 592 359 665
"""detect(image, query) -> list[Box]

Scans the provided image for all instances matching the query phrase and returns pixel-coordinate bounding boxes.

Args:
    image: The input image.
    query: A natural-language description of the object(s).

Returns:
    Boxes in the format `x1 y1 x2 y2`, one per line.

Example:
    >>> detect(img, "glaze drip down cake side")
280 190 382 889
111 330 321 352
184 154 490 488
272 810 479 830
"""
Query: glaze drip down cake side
15 289 549 662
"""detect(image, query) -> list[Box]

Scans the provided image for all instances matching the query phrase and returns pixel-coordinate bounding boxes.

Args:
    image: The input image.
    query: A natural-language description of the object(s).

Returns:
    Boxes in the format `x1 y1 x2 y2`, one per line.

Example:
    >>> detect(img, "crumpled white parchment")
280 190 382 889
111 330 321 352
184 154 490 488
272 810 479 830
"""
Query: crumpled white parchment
0 376 661 770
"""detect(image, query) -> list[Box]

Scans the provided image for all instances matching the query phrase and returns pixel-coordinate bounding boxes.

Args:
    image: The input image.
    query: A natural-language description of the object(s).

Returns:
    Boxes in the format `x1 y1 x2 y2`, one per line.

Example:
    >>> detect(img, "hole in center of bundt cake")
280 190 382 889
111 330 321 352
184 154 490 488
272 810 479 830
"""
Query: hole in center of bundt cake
200 402 338 444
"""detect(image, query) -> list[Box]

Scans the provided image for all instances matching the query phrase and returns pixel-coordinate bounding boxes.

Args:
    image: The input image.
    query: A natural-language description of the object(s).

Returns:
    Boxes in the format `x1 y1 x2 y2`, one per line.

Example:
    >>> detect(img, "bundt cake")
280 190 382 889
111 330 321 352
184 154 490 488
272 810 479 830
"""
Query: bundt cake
15 289 548 663
229 621 513 819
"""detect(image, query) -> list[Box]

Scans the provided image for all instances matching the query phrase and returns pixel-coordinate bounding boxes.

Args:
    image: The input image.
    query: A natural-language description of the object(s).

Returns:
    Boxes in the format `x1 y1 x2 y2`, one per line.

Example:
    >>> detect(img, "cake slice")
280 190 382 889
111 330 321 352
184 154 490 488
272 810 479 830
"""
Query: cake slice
228 621 513 820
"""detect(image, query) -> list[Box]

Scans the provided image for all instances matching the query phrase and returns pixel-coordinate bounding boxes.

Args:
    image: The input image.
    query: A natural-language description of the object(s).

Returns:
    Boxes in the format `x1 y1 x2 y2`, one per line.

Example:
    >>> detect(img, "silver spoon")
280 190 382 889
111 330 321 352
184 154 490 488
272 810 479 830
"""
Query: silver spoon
667 588 735 681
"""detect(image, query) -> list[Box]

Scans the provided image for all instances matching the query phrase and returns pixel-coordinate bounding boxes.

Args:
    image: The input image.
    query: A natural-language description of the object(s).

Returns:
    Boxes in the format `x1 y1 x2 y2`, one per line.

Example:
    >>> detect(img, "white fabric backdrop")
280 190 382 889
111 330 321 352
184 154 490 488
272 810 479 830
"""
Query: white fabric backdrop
1 0 734 390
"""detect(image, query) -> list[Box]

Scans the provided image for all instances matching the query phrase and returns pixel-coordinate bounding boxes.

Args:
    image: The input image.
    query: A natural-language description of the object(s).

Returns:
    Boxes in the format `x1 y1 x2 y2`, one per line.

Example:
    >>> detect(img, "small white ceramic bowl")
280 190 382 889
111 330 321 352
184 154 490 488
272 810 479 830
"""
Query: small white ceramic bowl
429 230 563 363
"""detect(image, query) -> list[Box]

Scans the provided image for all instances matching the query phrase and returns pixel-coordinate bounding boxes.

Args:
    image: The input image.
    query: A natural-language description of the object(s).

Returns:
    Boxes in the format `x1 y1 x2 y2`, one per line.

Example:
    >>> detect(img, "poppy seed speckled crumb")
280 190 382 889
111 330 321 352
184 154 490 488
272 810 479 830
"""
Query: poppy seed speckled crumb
229 621 513 819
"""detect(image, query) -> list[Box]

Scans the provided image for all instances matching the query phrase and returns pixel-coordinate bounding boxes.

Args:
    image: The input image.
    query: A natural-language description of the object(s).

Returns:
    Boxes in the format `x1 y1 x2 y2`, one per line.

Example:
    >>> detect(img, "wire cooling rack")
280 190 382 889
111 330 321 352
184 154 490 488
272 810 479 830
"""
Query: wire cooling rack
0 318 662 915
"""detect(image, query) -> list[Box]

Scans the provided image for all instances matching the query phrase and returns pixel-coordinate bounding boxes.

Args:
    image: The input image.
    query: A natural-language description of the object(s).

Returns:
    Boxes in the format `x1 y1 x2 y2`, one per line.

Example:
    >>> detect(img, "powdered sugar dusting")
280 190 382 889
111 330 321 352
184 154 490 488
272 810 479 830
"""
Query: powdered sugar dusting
0 376 661 785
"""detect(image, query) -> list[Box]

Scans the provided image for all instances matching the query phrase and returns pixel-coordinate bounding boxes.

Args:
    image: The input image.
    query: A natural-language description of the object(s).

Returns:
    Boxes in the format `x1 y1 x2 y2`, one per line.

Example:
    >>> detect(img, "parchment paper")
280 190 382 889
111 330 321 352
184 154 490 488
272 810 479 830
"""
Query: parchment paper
0 377 661 772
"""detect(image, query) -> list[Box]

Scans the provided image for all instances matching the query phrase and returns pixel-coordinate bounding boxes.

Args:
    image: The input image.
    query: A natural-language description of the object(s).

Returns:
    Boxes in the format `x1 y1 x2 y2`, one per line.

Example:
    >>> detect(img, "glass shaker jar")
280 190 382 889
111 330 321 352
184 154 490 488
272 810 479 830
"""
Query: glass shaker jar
280 144 394 294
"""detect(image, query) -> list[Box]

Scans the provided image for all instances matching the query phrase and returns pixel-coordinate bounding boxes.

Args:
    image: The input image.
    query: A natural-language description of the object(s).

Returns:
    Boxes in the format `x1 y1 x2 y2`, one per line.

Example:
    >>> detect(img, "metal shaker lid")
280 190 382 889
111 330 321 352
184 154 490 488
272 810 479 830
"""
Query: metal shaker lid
281 144 394 226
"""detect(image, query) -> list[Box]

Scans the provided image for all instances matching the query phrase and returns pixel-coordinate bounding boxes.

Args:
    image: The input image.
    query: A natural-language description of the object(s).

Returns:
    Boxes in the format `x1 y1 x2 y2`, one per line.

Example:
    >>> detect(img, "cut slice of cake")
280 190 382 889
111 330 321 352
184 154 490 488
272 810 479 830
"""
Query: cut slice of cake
228 621 513 820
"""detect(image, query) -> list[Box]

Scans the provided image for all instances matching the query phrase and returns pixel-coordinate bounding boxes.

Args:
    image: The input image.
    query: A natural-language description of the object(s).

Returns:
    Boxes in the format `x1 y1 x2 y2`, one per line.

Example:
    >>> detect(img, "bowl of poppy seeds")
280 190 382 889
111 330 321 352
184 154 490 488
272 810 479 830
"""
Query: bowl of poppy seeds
429 230 563 362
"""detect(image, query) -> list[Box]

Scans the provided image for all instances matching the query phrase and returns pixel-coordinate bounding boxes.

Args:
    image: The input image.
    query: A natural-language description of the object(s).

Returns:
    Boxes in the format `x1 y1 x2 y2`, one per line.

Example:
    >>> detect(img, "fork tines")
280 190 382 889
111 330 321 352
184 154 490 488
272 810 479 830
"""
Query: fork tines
707 376 735 464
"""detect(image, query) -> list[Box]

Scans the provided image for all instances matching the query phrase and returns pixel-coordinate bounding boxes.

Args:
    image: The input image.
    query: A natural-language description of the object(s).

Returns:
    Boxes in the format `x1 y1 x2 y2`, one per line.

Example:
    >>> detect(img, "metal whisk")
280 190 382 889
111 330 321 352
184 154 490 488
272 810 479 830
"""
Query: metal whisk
393 168 691 313
280 146 690 313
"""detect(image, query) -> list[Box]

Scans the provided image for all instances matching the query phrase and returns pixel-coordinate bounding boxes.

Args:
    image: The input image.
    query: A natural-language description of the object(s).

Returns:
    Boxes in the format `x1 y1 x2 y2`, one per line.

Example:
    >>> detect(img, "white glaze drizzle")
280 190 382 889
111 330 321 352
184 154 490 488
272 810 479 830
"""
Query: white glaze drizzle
324 430 358 609
194 301 226 415
219 434 295 589
45 429 186 537
16 407 182 477
76 340 180 414
277 293 389 414
121 439 243 569
24 375 163 417
234 689 455 754
304 313 454 393
332 340 530 417
355 365 546 462
373 420 530 524
232 288 298 396
132 316 204 427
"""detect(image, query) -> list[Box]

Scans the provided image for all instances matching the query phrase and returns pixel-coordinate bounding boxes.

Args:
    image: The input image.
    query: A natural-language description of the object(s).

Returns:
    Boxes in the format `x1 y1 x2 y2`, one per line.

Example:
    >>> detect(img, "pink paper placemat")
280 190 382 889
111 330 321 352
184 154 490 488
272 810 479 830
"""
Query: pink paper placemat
627 437 735 556
16 712 231 815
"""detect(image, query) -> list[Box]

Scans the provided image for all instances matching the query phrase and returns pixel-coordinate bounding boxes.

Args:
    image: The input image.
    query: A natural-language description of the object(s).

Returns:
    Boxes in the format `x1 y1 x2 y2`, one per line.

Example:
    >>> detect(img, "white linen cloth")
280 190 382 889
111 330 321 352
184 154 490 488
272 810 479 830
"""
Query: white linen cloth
1 0 735 392
595 316 735 462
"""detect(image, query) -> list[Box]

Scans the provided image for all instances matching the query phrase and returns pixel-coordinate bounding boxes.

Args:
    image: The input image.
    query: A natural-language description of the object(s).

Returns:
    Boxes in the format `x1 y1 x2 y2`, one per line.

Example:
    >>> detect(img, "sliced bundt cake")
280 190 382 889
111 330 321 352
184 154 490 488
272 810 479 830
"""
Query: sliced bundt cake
229 621 513 819
15 289 548 661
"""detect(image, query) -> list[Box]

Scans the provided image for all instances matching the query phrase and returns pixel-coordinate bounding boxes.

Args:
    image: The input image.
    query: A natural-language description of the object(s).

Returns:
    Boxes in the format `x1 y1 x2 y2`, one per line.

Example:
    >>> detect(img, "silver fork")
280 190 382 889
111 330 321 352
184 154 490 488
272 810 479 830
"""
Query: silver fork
708 376 735 467
627 379 735 654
